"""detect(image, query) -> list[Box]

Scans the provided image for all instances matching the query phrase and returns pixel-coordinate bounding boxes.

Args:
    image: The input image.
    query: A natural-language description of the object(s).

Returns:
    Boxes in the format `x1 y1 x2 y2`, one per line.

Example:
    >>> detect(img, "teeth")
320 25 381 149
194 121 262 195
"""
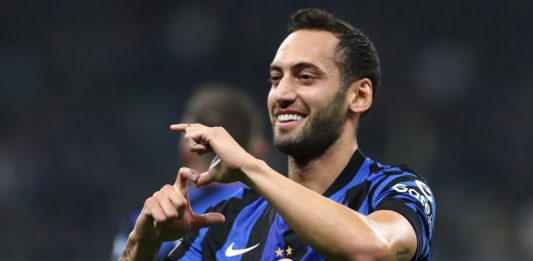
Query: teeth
277 114 303 122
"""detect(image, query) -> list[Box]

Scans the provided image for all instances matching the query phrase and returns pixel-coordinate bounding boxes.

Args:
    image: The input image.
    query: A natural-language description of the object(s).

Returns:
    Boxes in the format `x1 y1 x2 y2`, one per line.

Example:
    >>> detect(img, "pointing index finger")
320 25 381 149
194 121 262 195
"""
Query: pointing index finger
170 123 190 133
174 168 199 193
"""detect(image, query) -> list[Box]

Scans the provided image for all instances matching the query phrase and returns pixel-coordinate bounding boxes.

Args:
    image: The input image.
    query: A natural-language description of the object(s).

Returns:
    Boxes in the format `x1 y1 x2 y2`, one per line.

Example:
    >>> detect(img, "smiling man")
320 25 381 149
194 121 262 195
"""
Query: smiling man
121 8 435 261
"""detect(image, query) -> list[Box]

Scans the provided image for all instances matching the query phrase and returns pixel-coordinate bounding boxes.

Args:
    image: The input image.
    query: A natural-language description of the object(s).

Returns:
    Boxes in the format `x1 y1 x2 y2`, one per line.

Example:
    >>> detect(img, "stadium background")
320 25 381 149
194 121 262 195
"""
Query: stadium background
1 0 532 260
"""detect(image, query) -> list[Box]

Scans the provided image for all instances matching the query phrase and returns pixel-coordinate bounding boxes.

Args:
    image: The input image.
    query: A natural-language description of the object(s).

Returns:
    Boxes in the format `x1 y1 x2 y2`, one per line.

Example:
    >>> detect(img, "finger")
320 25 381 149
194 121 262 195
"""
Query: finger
191 212 225 229
161 184 185 209
153 191 178 219
143 197 167 228
183 132 199 149
183 131 209 154
170 123 191 133
195 170 215 187
196 155 221 187
190 143 208 153
174 168 199 194
161 184 187 218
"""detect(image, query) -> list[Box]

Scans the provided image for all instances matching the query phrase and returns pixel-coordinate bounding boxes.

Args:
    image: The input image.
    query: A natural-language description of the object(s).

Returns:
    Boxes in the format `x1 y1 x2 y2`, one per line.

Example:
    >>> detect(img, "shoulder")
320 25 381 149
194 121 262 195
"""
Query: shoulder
365 160 435 216
366 161 432 198
365 159 436 259
368 161 421 180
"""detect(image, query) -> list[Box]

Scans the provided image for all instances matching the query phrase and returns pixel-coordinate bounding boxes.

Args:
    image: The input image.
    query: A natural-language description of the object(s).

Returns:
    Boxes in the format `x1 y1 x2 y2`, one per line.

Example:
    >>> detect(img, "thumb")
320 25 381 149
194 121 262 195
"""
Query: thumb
191 212 225 229
195 169 216 187
196 155 221 187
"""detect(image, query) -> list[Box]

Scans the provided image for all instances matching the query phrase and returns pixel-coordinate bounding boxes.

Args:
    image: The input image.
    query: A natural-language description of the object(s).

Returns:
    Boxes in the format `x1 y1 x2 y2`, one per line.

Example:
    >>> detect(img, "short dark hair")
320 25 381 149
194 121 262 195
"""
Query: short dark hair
182 84 263 151
287 8 381 100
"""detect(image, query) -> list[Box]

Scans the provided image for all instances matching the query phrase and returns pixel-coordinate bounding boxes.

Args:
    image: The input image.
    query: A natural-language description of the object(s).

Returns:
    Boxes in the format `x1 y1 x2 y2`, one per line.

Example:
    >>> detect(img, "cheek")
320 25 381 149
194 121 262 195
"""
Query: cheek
267 89 275 109
266 89 276 119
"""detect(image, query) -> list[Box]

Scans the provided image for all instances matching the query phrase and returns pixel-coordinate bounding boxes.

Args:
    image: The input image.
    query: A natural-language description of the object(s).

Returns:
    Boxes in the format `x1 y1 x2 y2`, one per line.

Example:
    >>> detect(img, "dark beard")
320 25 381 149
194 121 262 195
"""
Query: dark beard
274 90 345 165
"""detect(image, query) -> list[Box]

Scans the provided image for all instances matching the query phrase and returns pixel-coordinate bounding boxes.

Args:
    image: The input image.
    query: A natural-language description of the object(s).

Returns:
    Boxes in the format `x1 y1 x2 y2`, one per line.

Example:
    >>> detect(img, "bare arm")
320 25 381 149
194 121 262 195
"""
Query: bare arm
241 159 417 260
119 233 161 261
174 123 417 260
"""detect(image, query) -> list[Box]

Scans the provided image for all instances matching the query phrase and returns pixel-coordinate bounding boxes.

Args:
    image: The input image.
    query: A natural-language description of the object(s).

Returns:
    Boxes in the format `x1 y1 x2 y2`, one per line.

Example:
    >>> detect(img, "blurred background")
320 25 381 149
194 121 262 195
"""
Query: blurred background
1 0 532 260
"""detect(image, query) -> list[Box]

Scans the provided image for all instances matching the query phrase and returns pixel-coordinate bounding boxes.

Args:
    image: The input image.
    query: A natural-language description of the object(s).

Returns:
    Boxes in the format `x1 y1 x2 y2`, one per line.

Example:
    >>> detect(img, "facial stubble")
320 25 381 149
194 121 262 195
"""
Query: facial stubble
273 89 346 164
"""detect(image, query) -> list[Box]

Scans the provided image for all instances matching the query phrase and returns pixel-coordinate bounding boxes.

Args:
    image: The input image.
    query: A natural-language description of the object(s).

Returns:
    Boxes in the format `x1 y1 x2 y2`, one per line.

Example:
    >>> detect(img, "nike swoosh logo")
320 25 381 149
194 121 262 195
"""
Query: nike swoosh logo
225 242 260 257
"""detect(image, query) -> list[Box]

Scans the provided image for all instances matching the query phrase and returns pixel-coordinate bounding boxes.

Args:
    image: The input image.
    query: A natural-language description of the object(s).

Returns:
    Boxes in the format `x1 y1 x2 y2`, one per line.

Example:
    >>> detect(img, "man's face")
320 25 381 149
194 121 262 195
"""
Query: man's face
268 30 347 160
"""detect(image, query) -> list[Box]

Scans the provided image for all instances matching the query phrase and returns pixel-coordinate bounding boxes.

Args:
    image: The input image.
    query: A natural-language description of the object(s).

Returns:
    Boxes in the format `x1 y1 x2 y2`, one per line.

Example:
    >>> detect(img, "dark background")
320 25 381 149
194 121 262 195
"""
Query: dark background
1 0 532 260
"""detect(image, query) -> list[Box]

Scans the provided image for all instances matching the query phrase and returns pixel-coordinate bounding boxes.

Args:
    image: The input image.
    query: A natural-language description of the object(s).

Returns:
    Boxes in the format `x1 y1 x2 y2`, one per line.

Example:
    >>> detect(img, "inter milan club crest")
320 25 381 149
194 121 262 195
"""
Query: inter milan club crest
275 245 293 260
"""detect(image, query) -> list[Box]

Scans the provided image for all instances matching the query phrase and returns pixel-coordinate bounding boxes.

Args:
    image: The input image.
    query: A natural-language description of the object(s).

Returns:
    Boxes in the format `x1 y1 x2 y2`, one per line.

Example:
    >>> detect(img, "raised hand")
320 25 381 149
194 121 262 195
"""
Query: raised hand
131 167 225 244
170 123 254 186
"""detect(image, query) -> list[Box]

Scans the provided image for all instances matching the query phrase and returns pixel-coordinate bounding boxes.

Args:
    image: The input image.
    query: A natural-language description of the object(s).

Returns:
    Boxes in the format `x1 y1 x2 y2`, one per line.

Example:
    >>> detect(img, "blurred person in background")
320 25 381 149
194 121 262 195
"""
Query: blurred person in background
120 8 435 260
111 84 267 260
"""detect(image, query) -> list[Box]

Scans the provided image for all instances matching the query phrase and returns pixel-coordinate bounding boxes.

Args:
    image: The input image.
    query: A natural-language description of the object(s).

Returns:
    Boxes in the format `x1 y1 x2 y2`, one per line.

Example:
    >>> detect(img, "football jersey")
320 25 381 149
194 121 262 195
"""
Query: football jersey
167 150 435 260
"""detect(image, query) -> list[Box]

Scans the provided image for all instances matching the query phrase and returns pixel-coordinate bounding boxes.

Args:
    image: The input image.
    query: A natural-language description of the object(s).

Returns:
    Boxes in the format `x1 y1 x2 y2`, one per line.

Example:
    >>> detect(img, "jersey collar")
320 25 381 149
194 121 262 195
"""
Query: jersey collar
322 149 366 197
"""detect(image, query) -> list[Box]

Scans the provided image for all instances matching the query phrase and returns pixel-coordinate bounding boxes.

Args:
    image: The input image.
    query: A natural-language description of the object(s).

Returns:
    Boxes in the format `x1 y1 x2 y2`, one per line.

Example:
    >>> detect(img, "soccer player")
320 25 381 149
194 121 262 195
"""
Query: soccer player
112 85 266 261
120 8 436 261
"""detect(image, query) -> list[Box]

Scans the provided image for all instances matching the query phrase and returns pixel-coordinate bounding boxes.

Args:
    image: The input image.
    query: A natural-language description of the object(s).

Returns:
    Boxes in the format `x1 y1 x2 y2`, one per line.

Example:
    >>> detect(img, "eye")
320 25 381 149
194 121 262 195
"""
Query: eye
299 74 313 80
269 73 282 86
297 73 315 84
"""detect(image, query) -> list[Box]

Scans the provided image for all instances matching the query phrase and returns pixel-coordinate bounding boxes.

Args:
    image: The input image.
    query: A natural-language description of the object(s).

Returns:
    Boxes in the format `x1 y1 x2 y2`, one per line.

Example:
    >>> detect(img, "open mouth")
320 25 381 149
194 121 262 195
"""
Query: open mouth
274 110 307 127
277 113 304 122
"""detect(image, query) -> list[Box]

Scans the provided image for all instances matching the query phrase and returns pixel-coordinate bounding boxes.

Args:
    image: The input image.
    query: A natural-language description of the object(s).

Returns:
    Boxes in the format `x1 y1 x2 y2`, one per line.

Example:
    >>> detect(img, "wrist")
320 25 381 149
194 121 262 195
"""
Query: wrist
239 155 266 186
122 230 162 261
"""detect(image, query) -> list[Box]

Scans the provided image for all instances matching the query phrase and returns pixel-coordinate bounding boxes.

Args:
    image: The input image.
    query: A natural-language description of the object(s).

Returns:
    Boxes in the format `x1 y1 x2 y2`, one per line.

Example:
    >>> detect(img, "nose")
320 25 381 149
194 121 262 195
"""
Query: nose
273 77 297 108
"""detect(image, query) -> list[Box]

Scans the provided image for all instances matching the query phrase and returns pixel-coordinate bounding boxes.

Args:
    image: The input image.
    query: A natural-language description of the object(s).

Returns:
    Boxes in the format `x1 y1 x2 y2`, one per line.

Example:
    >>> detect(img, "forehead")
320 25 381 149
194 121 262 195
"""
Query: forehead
271 30 340 71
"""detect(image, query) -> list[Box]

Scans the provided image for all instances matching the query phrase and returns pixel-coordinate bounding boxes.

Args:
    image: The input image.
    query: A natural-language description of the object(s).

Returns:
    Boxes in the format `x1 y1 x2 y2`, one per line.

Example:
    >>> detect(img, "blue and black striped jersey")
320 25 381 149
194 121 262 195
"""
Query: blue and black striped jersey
166 150 436 260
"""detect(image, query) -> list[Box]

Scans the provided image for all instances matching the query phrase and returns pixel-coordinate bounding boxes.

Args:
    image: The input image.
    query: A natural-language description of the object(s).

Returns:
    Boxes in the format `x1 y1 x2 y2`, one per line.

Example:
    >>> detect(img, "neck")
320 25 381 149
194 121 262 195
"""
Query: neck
287 126 358 194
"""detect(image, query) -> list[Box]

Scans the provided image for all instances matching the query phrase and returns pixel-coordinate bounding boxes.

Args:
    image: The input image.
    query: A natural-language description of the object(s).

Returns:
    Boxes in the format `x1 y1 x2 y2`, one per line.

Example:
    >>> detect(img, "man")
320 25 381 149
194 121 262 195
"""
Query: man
121 8 435 261
112 85 266 260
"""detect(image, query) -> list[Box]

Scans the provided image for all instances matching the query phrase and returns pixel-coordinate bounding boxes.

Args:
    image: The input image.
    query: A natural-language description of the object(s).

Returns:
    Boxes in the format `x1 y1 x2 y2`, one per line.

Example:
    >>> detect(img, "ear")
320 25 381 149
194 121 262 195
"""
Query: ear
347 78 373 114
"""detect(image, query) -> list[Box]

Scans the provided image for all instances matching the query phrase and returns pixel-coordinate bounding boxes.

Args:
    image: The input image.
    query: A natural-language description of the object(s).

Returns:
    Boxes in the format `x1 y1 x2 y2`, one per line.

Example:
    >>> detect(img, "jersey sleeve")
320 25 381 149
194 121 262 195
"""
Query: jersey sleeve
370 167 436 259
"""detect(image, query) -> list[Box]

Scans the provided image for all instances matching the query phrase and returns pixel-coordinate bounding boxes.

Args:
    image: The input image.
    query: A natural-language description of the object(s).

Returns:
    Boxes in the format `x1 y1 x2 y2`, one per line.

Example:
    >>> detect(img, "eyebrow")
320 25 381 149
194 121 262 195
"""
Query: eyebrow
269 64 282 72
270 62 322 72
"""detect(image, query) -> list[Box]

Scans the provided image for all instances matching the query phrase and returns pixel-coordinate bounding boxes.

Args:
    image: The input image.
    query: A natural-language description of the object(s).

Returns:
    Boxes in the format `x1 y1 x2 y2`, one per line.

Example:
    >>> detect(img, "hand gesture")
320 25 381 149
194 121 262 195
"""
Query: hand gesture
131 167 225 243
170 123 254 186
